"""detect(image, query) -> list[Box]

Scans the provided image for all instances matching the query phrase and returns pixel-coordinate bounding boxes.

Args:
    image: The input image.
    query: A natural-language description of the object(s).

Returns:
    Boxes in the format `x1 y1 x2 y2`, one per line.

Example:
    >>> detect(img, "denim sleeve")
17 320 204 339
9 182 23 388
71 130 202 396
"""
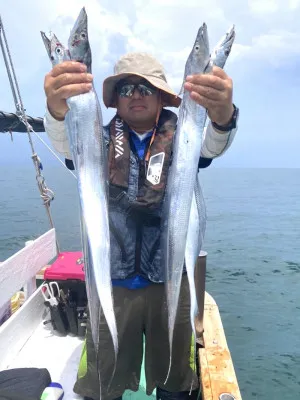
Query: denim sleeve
65 158 75 170
198 156 213 169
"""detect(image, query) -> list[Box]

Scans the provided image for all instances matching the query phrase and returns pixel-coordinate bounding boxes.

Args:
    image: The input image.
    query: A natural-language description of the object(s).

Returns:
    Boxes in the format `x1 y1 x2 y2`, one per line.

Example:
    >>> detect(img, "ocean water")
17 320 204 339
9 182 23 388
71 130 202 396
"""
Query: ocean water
0 165 299 400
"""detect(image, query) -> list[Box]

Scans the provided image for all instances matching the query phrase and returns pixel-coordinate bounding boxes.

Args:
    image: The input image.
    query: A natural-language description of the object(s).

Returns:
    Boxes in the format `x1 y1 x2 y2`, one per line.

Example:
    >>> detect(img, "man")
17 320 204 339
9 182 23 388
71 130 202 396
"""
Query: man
43 52 239 400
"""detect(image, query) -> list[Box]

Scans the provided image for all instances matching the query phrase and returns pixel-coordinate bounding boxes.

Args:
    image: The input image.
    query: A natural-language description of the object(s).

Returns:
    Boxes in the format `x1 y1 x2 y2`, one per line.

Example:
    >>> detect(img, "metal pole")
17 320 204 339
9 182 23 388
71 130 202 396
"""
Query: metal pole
194 250 207 347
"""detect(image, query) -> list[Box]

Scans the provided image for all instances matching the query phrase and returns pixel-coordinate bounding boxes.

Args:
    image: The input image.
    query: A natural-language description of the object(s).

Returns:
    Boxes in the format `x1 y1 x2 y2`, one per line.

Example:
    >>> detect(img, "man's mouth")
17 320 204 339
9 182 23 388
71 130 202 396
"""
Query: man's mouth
130 105 146 110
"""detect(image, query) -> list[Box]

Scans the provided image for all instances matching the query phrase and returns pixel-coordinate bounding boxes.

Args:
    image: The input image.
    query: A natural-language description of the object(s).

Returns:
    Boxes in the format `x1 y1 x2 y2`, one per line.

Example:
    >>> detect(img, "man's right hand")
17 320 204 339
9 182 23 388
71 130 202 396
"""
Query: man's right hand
44 61 93 121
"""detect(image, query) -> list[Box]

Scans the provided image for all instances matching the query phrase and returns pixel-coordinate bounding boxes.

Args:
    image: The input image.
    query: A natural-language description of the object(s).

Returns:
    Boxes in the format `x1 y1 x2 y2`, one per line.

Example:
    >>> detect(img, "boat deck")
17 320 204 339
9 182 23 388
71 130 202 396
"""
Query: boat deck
5 293 242 400
7 321 86 399
0 231 242 400
6 317 154 399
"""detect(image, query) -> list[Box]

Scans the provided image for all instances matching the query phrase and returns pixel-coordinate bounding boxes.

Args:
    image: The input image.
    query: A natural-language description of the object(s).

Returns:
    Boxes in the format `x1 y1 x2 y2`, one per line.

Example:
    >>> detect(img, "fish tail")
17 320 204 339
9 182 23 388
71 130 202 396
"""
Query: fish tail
164 350 173 386
95 352 102 399
93 306 102 400
107 350 117 392
188 271 198 389
106 321 118 391
164 295 173 384
164 300 176 385
100 289 118 387
188 331 197 395
190 335 198 386
103 298 119 360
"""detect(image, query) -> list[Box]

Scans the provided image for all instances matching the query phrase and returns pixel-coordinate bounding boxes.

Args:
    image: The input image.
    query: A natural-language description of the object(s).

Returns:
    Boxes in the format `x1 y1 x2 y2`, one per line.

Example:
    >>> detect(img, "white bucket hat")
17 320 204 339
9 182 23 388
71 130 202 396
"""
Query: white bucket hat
103 52 181 108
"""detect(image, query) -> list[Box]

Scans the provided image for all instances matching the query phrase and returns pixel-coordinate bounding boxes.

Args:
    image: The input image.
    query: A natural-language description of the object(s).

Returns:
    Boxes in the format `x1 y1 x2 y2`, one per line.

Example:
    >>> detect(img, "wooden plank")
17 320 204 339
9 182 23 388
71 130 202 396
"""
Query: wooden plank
199 292 242 400
0 288 45 370
0 229 57 308
204 292 217 307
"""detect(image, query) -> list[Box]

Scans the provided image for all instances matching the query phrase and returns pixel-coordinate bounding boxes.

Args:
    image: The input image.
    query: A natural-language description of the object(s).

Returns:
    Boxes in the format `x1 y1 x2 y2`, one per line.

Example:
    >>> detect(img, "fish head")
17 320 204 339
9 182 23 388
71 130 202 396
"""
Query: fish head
185 23 210 77
41 31 51 58
41 31 70 66
210 25 235 68
68 7 92 72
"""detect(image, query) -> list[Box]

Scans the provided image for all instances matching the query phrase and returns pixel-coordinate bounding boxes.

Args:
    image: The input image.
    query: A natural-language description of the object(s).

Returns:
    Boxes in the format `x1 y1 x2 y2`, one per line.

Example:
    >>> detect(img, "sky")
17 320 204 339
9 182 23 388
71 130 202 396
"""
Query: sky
0 0 299 168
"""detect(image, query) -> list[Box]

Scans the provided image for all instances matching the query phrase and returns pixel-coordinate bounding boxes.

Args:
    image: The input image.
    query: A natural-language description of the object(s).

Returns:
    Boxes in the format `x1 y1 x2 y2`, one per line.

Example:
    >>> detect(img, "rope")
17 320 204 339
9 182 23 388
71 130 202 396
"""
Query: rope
0 15 60 253
31 129 77 180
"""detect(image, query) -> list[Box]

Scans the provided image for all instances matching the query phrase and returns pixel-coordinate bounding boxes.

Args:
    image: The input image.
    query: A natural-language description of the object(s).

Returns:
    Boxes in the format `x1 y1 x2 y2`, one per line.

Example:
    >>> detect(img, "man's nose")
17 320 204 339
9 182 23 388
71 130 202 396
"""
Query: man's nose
132 87 142 99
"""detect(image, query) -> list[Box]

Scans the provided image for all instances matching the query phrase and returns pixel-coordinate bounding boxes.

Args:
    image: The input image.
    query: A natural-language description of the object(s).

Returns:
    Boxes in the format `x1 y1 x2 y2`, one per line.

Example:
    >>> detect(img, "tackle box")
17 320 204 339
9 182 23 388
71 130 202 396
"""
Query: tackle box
43 252 88 337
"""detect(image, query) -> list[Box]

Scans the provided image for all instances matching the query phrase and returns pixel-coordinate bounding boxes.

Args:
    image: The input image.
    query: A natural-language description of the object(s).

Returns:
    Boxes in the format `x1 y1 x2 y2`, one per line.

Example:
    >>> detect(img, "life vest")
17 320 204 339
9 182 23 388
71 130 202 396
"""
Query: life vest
108 109 177 210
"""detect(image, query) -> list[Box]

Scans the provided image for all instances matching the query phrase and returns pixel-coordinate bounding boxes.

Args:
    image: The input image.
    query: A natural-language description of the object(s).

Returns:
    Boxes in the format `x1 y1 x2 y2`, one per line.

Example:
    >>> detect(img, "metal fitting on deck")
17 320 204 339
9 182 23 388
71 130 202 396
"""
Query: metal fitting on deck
219 394 236 400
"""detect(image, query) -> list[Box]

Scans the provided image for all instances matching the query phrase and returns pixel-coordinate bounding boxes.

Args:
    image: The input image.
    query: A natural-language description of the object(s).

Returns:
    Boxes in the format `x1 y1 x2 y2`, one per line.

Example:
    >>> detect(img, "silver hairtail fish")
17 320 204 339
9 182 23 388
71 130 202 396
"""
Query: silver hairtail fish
184 23 236 385
161 23 211 383
40 31 71 63
210 24 235 68
66 10 118 373
184 175 206 384
41 7 118 394
68 7 92 72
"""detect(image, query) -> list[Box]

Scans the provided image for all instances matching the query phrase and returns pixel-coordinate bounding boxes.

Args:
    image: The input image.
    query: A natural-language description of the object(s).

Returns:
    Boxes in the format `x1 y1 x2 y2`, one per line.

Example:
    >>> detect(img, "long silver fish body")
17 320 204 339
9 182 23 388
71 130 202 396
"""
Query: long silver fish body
183 24 236 381
40 33 100 339
184 175 207 389
41 7 118 375
161 23 211 382
184 172 207 366
66 9 118 364
189 25 235 229
188 24 236 242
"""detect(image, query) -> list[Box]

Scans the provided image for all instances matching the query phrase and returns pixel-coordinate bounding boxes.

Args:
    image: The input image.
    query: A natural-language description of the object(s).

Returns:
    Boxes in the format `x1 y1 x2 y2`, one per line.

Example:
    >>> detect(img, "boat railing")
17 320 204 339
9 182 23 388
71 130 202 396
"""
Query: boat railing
0 229 57 369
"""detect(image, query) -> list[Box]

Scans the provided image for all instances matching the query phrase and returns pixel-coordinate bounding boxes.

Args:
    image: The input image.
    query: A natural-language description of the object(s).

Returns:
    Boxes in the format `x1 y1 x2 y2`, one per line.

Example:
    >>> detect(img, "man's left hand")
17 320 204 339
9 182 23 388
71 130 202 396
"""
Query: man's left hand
184 66 234 127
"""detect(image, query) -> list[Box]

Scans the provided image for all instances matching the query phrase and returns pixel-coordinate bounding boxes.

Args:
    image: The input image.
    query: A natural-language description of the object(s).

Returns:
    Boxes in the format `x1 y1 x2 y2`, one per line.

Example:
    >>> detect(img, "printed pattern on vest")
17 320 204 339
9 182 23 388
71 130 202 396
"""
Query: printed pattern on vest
115 118 124 158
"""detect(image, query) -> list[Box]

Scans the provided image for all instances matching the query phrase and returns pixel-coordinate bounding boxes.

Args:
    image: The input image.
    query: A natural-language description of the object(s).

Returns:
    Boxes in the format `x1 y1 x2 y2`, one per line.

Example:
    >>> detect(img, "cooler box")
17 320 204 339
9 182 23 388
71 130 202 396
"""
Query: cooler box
43 252 87 337
44 252 85 282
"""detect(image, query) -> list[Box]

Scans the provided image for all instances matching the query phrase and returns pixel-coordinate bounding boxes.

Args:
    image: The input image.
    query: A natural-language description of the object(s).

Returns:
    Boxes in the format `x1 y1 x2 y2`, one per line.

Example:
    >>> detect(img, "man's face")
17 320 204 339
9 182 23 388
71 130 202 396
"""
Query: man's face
115 76 161 129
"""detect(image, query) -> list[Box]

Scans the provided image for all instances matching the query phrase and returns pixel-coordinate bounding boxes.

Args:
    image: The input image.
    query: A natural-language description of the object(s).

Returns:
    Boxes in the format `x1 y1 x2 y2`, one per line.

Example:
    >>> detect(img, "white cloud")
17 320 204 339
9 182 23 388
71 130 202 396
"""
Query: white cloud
248 0 280 14
229 30 300 69
0 0 300 112
289 0 300 9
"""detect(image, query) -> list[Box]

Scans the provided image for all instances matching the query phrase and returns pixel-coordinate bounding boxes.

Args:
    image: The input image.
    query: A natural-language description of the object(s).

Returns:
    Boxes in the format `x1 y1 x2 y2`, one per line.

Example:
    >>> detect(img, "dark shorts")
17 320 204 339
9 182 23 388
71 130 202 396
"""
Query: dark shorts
73 275 198 400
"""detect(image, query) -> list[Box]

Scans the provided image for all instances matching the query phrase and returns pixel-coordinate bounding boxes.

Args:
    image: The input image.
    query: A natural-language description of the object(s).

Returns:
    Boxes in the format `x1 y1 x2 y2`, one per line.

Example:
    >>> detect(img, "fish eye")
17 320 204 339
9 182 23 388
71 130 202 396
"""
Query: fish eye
55 46 62 55
81 32 86 39
195 45 200 51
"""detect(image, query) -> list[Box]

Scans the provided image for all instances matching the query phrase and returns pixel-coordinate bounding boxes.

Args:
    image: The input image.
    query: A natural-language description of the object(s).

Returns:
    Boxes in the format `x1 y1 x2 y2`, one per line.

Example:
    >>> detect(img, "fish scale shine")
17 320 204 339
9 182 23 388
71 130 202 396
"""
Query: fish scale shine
183 23 236 387
162 22 236 384
41 8 118 394
161 23 211 383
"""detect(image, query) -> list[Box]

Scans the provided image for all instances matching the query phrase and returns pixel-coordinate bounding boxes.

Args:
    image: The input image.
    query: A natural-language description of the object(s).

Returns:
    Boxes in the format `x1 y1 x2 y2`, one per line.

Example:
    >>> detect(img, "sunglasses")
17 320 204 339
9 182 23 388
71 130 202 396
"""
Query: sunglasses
116 81 158 98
